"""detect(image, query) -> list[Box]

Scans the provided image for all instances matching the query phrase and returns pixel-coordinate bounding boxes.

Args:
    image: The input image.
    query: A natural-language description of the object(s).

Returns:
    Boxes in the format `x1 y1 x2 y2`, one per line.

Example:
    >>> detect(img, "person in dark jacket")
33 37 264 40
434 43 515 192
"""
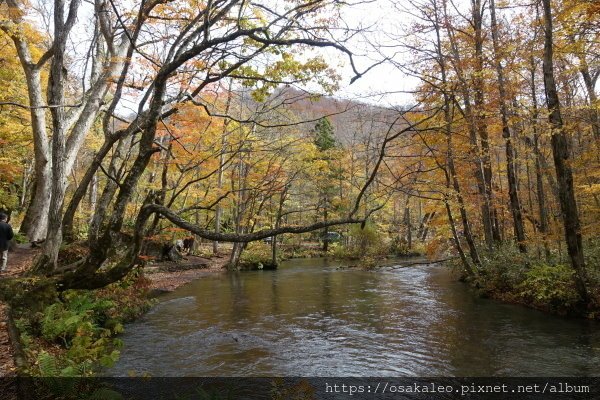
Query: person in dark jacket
0 213 14 272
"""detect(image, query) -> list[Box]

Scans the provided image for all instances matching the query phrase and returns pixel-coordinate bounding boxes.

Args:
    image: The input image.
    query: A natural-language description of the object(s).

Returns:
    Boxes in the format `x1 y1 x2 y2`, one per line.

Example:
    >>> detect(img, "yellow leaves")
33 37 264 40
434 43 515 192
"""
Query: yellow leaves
0 28 38 210
230 52 336 102
251 8 267 25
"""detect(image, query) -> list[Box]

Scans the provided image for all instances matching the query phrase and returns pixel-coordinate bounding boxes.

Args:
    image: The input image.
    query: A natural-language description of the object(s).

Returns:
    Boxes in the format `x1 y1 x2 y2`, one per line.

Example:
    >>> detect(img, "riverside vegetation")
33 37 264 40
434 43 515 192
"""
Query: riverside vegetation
13 270 154 378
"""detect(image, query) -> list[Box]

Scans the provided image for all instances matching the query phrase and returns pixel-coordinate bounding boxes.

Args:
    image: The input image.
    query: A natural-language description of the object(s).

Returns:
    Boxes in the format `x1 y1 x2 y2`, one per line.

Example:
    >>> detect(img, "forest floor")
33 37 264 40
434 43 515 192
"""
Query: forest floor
0 244 41 377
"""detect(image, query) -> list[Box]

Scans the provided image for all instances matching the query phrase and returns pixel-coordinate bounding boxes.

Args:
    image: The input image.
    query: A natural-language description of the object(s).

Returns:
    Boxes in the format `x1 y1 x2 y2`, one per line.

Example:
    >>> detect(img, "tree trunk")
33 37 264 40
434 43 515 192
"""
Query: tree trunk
444 201 470 275
213 82 233 254
62 134 122 241
322 203 329 252
146 139 172 237
579 64 600 143
16 65 51 243
213 151 225 254
530 56 551 259
229 242 246 270
434 1 479 273
88 172 98 223
472 0 500 246
444 4 495 250
88 138 128 242
541 0 588 304
420 211 435 242
403 197 412 250
20 162 51 243
489 0 527 252
446 126 481 272
42 0 79 270
272 186 288 266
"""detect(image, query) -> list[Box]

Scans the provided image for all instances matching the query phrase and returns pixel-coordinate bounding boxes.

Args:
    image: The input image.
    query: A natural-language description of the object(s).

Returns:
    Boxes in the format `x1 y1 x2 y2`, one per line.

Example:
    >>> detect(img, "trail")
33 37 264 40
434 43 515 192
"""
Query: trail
146 253 229 293
0 244 39 376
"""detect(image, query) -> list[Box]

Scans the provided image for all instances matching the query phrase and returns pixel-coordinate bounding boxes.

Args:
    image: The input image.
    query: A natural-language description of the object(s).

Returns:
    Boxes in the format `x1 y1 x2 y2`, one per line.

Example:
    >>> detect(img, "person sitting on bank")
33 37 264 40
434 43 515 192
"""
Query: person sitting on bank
0 213 14 272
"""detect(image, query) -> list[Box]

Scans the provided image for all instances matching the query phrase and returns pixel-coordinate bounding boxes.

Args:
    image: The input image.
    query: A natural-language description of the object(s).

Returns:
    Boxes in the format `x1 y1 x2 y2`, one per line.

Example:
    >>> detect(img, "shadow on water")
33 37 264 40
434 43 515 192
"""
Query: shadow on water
108 258 600 377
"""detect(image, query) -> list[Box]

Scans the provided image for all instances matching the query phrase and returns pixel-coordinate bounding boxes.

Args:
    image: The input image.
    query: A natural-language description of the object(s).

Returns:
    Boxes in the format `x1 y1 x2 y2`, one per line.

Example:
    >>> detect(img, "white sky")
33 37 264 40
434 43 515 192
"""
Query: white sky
25 0 422 111
329 0 420 108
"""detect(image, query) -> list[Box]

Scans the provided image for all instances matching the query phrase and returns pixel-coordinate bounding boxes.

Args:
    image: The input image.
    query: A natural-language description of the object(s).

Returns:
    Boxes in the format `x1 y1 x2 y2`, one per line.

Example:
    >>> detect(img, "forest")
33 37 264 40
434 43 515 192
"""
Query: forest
0 0 599 392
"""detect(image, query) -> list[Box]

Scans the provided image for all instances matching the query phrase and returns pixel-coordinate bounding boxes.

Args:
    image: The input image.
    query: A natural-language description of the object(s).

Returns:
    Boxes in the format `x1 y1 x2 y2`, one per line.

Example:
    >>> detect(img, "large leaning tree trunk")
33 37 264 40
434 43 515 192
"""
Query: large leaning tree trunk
541 0 588 305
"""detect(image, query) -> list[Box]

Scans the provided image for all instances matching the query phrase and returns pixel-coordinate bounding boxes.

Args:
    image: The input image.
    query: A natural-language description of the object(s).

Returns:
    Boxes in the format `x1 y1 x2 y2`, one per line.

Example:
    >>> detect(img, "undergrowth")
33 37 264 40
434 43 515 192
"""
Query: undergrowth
239 242 277 269
14 268 155 382
454 240 600 318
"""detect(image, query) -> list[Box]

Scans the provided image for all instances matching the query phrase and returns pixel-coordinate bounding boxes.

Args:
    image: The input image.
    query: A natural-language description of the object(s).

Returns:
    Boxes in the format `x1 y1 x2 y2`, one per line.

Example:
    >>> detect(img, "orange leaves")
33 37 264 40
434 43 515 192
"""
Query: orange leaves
0 159 20 183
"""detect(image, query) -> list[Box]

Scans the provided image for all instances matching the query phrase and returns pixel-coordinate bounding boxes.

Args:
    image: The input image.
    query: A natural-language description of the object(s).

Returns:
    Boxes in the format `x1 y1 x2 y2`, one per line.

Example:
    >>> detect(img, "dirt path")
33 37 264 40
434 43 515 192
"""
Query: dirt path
145 253 229 293
0 244 40 377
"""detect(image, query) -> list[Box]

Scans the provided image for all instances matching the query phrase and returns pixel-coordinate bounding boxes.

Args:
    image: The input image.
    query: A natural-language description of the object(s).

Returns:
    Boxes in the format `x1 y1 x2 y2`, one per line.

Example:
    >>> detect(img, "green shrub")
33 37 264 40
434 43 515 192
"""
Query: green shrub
33 351 123 398
517 263 580 312
475 244 530 293
239 242 276 269
32 292 123 376
95 268 155 322
12 231 28 244
339 223 389 259
41 292 114 344
389 236 425 256
389 236 410 256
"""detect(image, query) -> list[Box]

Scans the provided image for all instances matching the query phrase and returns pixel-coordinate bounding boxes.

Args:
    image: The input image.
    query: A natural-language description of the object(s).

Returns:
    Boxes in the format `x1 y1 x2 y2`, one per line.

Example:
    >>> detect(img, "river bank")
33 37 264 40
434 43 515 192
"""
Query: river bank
451 244 600 321
145 252 230 293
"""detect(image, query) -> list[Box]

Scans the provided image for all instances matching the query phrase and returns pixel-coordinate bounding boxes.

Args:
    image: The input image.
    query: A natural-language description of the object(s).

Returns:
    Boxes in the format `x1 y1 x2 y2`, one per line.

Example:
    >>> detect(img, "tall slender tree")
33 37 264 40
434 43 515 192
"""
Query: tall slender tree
541 0 588 304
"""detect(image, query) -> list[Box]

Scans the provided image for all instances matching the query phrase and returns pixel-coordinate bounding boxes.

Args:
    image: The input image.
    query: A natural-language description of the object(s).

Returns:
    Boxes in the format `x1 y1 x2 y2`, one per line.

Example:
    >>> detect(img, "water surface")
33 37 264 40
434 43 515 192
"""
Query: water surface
110 258 600 376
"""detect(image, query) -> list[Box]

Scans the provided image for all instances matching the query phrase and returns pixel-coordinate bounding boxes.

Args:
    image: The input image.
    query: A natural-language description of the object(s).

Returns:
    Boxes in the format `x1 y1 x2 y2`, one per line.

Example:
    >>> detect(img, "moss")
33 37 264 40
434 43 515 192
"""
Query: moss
0 277 59 314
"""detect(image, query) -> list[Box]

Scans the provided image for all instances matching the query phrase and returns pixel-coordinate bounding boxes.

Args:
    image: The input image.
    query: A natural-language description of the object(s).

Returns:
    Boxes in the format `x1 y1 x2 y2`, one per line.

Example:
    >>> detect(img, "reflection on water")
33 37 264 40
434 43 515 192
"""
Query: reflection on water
109 258 600 376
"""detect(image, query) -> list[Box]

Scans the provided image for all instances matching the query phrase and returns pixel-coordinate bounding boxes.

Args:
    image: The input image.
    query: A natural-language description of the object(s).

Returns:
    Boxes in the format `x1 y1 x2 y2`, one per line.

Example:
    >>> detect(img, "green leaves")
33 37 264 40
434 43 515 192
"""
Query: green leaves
17 273 153 377
518 263 579 310
225 52 335 102
312 117 336 151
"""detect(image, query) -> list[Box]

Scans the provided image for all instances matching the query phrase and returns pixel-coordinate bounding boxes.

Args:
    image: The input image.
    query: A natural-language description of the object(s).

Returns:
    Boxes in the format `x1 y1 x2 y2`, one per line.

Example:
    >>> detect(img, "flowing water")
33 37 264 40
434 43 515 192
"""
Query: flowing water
110 258 600 376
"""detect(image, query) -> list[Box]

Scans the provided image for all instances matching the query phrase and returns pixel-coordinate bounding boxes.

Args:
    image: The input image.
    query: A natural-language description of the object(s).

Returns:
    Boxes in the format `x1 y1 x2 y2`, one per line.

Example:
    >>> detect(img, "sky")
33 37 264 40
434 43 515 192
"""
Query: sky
313 0 421 108
24 0 421 111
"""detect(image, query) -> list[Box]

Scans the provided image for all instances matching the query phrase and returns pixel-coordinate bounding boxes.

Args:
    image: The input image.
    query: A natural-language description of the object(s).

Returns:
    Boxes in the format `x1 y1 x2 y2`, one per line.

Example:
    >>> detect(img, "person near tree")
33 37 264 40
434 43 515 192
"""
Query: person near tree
0 213 14 272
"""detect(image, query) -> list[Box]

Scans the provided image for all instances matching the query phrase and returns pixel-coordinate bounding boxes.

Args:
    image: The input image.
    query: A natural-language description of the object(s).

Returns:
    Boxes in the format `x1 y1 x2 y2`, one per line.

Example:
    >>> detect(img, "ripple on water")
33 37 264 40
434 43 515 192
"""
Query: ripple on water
109 260 600 377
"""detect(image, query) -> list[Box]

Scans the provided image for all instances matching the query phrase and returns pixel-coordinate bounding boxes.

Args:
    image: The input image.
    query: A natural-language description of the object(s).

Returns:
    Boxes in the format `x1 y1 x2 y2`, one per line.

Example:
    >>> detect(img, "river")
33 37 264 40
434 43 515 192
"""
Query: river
110 258 600 376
